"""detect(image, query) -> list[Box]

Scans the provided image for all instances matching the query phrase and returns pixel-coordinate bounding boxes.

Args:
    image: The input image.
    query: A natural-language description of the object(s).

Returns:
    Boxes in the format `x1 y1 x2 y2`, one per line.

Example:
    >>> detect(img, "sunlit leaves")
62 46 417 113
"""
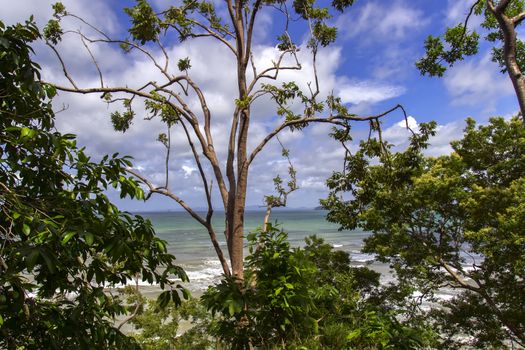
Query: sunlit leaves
124 0 160 44
416 25 479 77
203 227 432 348
177 57 191 71
111 110 134 132
418 1 525 77
43 19 62 44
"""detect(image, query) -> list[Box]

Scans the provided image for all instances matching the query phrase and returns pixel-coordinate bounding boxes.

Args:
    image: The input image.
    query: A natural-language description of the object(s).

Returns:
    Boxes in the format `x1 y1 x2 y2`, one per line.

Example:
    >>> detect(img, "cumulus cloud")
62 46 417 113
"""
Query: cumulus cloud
382 116 466 156
182 165 197 178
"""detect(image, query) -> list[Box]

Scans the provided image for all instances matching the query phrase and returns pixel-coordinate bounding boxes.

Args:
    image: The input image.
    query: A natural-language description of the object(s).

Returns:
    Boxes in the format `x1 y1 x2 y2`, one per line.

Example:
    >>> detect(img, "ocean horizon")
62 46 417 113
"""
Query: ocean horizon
135 209 378 291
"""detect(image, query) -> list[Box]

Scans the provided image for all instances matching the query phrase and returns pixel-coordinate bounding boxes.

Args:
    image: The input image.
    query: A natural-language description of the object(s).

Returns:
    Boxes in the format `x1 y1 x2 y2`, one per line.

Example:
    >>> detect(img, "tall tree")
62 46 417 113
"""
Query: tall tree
417 0 525 120
323 117 525 348
42 1 408 280
0 19 187 349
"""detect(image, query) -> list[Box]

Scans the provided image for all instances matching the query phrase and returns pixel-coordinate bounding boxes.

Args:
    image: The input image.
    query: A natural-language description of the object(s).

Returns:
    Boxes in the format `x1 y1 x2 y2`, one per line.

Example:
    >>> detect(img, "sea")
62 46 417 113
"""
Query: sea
138 209 386 293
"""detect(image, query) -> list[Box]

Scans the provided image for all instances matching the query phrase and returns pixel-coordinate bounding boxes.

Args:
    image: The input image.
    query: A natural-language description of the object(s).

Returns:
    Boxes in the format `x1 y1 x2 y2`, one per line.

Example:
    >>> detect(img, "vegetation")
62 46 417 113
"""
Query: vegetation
0 19 187 349
323 117 525 348
2 1 525 349
121 287 213 350
130 227 436 349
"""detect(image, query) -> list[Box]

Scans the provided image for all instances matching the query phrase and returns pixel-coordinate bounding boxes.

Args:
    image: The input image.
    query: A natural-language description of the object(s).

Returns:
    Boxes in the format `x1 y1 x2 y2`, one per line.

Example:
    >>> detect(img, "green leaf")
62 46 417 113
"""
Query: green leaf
85 232 94 246
61 231 76 244
228 302 235 316
40 250 56 274
347 329 362 341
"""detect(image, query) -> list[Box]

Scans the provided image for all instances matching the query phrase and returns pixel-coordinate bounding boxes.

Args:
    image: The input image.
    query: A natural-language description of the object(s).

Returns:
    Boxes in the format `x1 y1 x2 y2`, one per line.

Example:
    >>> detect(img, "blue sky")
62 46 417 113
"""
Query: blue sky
2 0 519 211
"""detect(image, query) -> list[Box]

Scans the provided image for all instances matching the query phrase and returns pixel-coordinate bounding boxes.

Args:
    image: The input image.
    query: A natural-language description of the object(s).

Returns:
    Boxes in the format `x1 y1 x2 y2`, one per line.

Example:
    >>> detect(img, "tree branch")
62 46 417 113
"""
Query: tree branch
45 43 78 89
127 168 207 227
247 104 408 166
247 48 301 94
495 0 511 12
511 11 525 25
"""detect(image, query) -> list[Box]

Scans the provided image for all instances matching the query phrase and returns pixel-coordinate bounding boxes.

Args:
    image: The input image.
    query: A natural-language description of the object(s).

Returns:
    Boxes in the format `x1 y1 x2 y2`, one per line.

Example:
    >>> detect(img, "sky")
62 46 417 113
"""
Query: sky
1 0 520 211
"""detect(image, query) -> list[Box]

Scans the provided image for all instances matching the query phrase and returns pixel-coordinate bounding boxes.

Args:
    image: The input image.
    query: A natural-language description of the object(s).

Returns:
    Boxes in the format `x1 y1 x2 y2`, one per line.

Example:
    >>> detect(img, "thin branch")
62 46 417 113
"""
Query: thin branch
127 169 207 227
117 277 141 331
186 20 238 56
247 104 408 166
178 118 213 224
440 260 480 292
45 43 78 89
152 84 230 208
74 34 172 81
79 33 104 88
247 48 301 93
66 12 111 40
434 0 482 68
164 125 171 189
157 40 170 73
245 0 263 67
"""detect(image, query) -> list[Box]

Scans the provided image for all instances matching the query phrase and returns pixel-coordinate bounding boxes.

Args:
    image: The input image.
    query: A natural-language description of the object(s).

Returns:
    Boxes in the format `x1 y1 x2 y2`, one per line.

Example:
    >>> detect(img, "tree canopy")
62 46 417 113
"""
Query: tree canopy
0 19 187 349
323 117 525 348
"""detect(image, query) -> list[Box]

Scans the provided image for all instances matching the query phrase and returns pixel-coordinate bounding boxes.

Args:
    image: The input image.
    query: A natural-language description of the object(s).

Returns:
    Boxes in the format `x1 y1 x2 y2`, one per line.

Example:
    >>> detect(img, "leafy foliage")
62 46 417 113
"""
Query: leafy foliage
0 19 187 349
202 226 435 349
323 117 525 348
416 0 525 76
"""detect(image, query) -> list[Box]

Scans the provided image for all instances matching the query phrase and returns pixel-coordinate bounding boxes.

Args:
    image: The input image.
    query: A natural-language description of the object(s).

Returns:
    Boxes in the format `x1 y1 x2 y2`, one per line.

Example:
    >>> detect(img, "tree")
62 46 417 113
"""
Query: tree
0 19 187 349
323 117 525 348
417 0 525 120
41 0 410 281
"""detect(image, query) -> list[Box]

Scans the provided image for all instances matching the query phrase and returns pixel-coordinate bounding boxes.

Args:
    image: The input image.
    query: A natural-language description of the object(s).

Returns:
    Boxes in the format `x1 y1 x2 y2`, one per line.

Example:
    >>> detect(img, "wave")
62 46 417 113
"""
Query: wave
350 251 375 263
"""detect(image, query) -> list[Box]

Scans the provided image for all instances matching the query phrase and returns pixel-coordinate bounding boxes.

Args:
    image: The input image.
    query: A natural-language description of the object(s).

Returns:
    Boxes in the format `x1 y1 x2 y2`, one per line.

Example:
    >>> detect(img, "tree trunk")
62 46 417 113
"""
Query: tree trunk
488 1 525 121
228 107 250 280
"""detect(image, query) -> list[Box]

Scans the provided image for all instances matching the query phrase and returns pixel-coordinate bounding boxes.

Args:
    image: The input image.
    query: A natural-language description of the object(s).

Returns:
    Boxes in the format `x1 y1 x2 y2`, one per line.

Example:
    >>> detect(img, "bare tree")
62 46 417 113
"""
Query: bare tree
43 0 408 280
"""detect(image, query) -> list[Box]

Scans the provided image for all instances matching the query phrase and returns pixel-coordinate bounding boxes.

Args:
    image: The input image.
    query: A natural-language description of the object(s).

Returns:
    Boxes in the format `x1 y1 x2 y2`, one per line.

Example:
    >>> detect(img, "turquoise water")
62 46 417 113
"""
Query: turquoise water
138 210 374 290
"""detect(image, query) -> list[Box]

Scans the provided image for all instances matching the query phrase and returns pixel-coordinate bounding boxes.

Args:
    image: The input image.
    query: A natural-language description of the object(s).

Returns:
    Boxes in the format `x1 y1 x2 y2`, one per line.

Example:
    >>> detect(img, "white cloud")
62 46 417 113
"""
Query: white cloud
337 1 428 42
0 0 118 33
426 120 466 156
182 165 197 178
382 116 466 157
5 0 472 211
338 81 405 105
444 52 514 110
